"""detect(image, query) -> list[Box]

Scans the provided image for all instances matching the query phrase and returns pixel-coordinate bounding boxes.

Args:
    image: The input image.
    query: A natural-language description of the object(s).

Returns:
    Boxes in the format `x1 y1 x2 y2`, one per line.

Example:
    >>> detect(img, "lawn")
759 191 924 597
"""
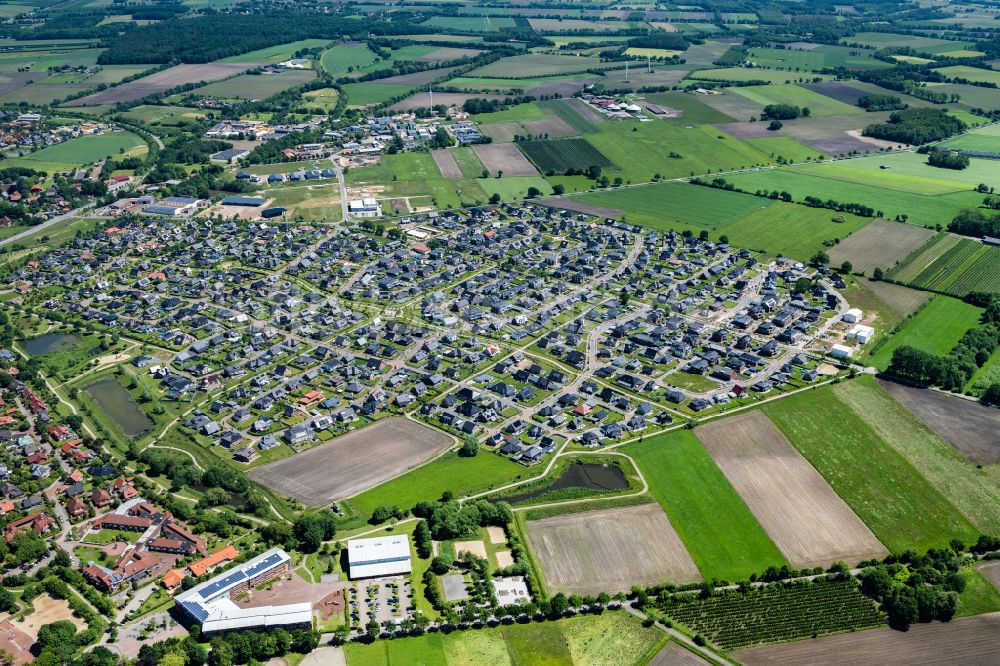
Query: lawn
629 431 787 581
319 43 379 76
18 132 145 167
342 611 665 665
724 168 982 228
583 121 775 182
957 566 1000 617
732 84 862 117
831 376 1000 535
867 295 984 370
762 382 979 553
574 181 771 232
344 452 526 519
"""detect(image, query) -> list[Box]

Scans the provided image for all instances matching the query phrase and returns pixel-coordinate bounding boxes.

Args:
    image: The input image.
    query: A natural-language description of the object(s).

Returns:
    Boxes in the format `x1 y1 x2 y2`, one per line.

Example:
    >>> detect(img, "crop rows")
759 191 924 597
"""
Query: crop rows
887 234 1000 296
653 580 885 651
517 138 616 173
886 233 951 282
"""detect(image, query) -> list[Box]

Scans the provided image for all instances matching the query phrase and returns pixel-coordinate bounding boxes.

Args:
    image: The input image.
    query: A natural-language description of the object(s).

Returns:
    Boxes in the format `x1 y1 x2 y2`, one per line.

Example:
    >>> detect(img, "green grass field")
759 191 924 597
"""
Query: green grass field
421 15 517 32
831 376 1000 535
940 124 1000 153
17 131 145 168
117 105 206 125
744 136 826 162
450 146 486 179
343 611 666 665
220 39 330 64
688 67 834 83
747 45 891 71
934 65 1000 86
480 176 552 201
472 102 547 124
812 151 1000 195
319 43 379 76
957 566 1000 617
724 167 982 228
471 54 606 77
344 452 525 519
342 81 415 107
718 201 871 261
867 295 984 370
762 382 980 553
630 431 787 581
643 91 736 124
732 84 863 117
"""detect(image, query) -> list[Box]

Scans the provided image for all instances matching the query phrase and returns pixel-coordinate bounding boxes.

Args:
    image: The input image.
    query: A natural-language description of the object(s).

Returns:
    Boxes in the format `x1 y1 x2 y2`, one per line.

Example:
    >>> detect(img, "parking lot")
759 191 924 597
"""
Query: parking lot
349 577 414 632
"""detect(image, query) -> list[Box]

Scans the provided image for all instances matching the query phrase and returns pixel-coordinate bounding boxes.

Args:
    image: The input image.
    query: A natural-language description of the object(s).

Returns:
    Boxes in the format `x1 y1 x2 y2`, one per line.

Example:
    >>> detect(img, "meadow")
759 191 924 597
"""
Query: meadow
629 431 787 581
343 81 416 107
643 91 736 123
688 67 833 83
744 136 826 162
762 383 980 552
732 83 863 117
471 54 606 77
17 132 145 168
117 105 206 125
747 45 891 71
220 38 331 64
319 42 379 76
934 65 1000 86
940 123 1000 153
866 295 984 370
421 15 517 31
343 611 667 665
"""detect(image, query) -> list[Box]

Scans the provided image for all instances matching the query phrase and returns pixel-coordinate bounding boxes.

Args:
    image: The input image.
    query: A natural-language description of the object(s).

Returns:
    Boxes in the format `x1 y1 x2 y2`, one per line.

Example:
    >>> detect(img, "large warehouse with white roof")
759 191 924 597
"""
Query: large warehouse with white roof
348 535 412 579
174 548 312 634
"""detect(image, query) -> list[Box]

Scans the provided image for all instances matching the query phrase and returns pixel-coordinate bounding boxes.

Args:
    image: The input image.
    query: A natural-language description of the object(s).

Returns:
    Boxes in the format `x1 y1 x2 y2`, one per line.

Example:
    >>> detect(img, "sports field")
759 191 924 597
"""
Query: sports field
867 295 983 370
526 503 701 594
696 413 887 569
344 611 666 666
248 417 452 506
762 383 980 552
630 431 787 581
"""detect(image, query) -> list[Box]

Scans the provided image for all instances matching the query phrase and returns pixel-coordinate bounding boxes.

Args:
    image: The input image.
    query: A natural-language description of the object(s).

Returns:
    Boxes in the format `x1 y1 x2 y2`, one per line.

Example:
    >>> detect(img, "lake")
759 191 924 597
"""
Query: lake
501 462 628 504
23 333 79 356
84 378 153 439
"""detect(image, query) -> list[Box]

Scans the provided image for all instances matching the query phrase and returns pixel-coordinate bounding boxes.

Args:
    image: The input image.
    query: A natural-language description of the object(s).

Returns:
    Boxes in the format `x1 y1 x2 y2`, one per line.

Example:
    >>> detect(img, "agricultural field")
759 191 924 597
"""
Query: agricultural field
517 138 615 173
15 132 146 170
743 136 826 162
525 503 701 594
688 67 834 83
866 295 983 370
343 611 666 666
342 81 416 107
629 431 787 581
116 105 207 126
220 38 331 64
814 151 1000 194
940 123 1000 153
68 63 257 106
934 65 1000 85
652 580 885 651
695 412 887 569
837 378 1000 533
885 233 1000 296
180 69 315 100
247 417 452 506
746 45 891 71
827 219 935 275
470 54 608 77
732 84 863 117
762 383 980 552
319 42 378 76
642 91 737 123
734 611 1000 666
421 15 517 31
473 143 539 177
301 87 340 111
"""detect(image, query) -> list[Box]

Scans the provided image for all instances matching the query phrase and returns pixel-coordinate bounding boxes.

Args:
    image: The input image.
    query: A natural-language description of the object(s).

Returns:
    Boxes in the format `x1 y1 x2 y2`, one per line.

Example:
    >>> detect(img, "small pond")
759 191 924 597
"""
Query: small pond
84 378 153 439
23 333 79 356
500 462 628 504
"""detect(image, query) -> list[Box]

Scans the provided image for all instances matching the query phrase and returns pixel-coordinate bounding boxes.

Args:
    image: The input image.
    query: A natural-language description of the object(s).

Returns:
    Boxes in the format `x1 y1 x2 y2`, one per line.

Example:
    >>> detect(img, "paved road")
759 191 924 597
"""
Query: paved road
0 203 95 248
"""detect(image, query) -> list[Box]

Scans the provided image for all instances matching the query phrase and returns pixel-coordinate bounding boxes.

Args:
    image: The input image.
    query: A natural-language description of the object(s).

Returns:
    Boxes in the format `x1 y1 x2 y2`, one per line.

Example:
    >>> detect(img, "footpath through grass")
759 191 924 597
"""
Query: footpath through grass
867 295 983 371
630 431 787 581
762 381 979 552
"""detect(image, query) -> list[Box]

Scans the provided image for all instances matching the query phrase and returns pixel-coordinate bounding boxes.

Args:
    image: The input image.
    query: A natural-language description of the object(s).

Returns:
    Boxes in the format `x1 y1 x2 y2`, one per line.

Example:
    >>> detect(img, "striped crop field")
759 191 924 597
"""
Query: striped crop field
887 233 1000 296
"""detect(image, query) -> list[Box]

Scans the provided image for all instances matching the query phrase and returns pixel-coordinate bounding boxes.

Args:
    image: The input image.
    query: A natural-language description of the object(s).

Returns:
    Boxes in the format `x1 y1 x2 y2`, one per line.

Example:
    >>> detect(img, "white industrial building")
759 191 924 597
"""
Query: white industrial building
348 535 412 579
831 344 853 359
849 324 875 344
175 548 312 634
843 308 863 324
348 198 382 218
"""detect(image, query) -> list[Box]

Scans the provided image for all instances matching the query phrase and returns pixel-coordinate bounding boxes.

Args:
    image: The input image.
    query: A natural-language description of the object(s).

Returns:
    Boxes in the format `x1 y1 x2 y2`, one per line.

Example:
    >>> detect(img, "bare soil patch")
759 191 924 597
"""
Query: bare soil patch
68 63 256 106
249 416 452 505
536 197 623 219
696 412 887 569
563 97 604 123
431 149 461 179
858 278 931 318
649 641 712 666
800 81 870 105
526 503 700 595
473 143 539 177
878 379 1000 465
495 551 514 567
317 589 345 621
523 115 577 138
734 611 1000 665
10 594 85 640
454 540 488 560
487 526 506 544
828 219 934 274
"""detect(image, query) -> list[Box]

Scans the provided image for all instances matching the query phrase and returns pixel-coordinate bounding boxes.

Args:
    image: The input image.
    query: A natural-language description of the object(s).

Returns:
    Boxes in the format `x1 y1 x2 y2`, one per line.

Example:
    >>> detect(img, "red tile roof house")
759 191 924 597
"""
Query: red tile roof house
90 488 112 508
65 497 87 518
3 512 54 543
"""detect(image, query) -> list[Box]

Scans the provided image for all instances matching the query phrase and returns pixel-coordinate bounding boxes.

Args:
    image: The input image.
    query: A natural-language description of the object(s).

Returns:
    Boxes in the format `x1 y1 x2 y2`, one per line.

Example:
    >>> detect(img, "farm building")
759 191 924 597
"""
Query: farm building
849 325 875 344
211 148 251 164
221 196 267 207
142 197 202 217
348 535 412 579
174 548 312 634
843 308 863 324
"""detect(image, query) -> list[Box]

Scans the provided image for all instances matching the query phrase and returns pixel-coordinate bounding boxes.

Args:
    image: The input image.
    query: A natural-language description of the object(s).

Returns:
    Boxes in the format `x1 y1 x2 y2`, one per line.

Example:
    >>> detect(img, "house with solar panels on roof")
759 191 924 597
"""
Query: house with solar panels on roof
174 548 312 634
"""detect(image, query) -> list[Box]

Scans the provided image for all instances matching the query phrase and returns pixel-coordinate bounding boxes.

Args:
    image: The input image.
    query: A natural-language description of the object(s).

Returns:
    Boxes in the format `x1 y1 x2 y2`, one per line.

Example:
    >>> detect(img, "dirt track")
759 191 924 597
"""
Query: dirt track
734 611 1000 665
526 503 700 594
696 412 887 569
248 417 451 505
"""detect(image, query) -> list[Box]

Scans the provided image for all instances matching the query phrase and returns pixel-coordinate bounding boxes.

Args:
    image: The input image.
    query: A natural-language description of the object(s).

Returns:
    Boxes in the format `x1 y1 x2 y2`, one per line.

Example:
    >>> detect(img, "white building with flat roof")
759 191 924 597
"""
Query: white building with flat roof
348 198 382 218
348 535 412 579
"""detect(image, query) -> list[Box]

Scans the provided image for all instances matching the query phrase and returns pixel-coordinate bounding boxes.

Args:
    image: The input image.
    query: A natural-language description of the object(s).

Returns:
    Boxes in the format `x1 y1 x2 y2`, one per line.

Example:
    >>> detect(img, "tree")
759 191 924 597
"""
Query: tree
293 513 336 552
839 260 853 274
414 521 432 559
458 436 479 457
810 251 830 266
0 588 14 613
549 593 570 617
526 186 541 198
369 505 402 525
872 267 884 281
430 554 453 574
552 184 565 195
489 193 501 204
768 120 783 131
793 277 811 293
719 234 728 244
698 229 709 240
983 382 1000 406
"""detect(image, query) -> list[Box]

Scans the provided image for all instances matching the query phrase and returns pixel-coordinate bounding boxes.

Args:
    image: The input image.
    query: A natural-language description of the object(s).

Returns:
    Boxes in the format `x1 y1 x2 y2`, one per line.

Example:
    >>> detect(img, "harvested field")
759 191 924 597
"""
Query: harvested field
827 219 934 274
696 412 887 569
388 91 505 111
877 379 1000 465
979 561 1000 593
525 503 700 594
649 642 711 666
248 417 452 505
431 149 461 179
536 197 623 219
417 47 481 62
68 63 256 106
454 540 488 560
563 97 604 124
857 278 931 318
733 611 1000 666
473 143 539 177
